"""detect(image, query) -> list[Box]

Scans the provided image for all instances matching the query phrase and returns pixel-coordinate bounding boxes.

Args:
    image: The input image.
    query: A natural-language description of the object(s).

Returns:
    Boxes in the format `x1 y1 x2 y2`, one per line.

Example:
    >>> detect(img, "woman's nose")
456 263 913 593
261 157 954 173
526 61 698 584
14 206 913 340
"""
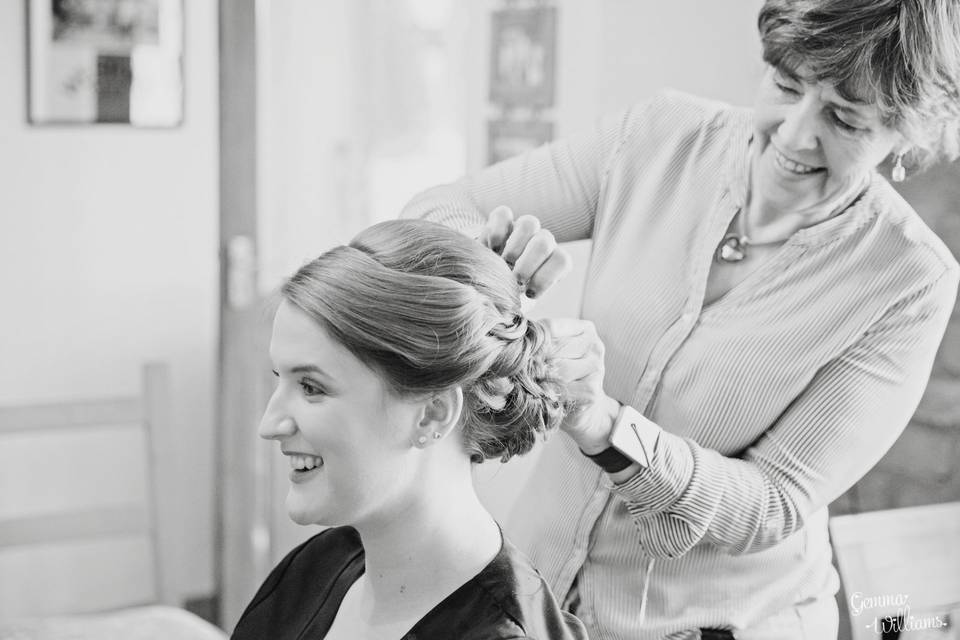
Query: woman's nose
777 99 819 151
258 397 298 440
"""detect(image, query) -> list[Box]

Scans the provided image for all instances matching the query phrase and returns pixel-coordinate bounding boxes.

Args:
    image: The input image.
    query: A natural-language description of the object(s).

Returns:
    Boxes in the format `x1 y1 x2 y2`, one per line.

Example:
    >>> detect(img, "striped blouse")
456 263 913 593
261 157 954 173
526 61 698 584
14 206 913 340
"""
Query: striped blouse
401 90 959 639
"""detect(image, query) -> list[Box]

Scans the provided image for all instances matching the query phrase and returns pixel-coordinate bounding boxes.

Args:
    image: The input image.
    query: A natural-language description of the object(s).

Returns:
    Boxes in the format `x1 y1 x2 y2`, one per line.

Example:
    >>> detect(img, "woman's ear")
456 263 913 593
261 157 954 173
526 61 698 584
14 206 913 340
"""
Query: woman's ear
412 387 463 447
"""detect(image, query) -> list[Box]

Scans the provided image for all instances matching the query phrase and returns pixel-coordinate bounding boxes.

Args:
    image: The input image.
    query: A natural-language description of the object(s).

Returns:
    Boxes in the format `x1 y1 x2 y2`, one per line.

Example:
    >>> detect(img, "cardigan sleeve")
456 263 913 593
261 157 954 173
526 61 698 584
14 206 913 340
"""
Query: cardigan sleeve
399 100 652 243
610 265 959 558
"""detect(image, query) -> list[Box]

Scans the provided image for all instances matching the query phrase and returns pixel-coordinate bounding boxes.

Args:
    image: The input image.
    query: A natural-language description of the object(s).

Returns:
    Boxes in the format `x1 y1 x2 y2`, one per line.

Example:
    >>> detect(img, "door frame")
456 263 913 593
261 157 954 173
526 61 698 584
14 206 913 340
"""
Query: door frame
217 0 273 630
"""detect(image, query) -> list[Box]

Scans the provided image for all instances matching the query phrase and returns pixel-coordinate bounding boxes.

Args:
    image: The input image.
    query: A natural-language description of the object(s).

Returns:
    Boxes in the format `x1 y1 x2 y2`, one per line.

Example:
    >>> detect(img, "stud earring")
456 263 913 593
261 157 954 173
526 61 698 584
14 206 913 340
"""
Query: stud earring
433 432 442 439
417 435 427 445
892 152 906 183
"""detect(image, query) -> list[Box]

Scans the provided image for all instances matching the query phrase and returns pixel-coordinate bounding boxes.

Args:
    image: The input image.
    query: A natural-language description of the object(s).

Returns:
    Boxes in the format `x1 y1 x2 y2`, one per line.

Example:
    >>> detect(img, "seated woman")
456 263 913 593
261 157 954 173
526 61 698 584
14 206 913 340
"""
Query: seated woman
231 219 587 640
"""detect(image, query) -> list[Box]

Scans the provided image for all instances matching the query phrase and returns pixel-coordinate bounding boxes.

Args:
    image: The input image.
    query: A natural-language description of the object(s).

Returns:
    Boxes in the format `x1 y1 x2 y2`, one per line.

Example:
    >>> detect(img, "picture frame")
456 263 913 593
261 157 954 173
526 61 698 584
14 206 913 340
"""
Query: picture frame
489 6 557 108
487 118 554 165
27 0 184 126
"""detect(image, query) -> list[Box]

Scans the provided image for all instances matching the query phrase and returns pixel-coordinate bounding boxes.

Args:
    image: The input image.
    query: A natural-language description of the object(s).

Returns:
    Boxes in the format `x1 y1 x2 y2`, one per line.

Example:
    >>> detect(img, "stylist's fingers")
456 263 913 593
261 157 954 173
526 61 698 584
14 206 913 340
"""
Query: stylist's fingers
500 215 542 266
553 355 603 387
550 331 594 361
479 206 515 253
524 246 572 299
512 228 557 289
542 317 598 342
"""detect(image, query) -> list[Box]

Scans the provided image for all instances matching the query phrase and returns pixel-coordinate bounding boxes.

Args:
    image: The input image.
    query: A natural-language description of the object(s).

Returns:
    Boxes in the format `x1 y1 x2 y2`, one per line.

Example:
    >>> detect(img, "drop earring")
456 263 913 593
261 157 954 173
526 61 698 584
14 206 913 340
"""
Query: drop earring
892 152 906 183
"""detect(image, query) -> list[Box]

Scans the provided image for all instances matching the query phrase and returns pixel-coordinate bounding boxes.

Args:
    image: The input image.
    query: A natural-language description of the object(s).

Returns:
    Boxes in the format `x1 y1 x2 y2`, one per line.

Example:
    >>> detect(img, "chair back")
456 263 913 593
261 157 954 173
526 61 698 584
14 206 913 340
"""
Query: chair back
0 363 176 619
830 502 960 639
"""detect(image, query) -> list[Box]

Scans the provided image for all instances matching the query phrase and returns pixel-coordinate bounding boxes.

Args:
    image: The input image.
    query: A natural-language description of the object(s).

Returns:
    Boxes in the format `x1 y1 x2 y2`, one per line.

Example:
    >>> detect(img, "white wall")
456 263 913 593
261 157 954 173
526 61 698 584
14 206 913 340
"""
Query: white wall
0 0 218 602
595 0 766 113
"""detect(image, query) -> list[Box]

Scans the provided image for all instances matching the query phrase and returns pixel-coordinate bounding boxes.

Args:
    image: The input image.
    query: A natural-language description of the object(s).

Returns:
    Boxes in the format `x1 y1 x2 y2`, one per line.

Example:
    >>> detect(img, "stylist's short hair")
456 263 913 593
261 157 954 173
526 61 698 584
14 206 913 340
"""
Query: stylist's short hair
758 0 960 170
282 219 564 463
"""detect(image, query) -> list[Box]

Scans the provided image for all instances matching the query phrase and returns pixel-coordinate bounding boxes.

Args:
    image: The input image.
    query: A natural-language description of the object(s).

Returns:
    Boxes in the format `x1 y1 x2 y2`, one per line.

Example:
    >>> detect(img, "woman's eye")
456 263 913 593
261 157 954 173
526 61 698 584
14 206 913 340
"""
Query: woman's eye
774 81 800 96
830 111 864 134
298 378 326 397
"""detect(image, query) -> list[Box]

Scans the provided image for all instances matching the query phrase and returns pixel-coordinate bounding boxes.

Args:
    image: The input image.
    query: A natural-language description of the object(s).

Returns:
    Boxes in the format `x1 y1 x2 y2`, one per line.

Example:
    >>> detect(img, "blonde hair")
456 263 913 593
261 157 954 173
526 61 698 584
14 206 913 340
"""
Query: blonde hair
282 219 565 463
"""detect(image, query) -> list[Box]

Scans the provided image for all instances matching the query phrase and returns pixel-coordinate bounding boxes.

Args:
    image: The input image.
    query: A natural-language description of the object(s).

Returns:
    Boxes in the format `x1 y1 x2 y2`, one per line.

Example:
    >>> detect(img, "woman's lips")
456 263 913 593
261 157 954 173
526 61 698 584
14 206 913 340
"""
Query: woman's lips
285 452 324 483
773 147 824 175
290 465 322 483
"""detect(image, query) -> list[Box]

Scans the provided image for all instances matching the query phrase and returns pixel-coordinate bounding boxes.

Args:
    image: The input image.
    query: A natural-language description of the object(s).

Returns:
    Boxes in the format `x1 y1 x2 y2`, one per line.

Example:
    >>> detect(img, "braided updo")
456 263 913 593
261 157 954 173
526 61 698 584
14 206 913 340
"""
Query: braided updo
282 219 565 462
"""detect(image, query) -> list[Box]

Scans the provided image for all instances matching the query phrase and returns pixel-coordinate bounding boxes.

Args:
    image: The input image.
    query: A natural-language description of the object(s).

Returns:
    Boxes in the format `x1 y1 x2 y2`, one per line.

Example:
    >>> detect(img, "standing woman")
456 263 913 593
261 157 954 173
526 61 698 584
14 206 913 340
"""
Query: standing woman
233 220 586 639
402 1 960 638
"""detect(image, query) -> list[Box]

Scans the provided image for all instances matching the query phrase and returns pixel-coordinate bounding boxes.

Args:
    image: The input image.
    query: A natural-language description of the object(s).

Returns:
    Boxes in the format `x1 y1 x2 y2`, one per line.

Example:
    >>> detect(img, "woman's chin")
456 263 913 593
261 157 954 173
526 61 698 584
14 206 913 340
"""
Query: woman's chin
757 163 830 213
287 510 316 526
285 493 325 526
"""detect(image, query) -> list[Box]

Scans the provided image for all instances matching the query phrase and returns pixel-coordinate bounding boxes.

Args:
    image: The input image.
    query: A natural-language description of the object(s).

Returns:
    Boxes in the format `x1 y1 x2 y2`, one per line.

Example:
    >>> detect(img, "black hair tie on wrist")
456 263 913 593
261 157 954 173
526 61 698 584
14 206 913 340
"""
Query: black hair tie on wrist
581 446 633 474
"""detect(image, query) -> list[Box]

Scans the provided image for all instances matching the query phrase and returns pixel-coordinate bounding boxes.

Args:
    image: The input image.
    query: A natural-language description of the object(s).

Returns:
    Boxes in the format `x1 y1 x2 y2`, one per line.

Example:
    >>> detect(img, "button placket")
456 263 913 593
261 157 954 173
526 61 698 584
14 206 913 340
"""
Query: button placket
557 472 611 600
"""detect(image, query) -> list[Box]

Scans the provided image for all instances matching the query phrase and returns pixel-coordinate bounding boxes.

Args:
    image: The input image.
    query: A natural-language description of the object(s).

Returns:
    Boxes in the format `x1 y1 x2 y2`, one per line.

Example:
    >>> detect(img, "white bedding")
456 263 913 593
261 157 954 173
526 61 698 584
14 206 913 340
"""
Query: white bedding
0 605 228 640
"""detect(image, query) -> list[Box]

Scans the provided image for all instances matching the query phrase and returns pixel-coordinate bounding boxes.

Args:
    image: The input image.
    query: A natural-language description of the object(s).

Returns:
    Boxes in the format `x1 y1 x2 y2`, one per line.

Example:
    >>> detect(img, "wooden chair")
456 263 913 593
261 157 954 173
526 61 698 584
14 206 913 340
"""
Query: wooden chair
0 363 224 639
830 502 960 640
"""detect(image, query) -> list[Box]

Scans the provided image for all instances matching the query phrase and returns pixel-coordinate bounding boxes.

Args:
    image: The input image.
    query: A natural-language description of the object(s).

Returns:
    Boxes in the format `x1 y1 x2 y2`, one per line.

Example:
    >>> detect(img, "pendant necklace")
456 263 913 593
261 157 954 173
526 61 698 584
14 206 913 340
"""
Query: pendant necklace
714 207 796 263
715 210 751 263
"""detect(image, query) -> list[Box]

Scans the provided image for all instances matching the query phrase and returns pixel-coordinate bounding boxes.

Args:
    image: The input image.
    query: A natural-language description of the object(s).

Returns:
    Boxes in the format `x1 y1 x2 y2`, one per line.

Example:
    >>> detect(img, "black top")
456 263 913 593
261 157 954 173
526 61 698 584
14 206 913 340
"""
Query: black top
232 526 588 640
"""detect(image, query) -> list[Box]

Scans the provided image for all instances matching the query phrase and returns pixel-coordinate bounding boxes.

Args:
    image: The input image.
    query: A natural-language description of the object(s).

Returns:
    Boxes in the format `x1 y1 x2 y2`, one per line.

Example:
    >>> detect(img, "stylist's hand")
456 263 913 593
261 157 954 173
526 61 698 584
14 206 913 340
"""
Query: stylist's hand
543 318 621 455
479 206 572 299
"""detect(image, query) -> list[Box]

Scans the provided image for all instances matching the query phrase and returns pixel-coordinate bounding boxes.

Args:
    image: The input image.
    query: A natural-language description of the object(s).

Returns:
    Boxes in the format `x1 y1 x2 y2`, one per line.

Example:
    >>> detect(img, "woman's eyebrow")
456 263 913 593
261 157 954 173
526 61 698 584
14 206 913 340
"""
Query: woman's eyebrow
831 103 866 116
825 91 873 116
774 64 803 83
290 364 331 378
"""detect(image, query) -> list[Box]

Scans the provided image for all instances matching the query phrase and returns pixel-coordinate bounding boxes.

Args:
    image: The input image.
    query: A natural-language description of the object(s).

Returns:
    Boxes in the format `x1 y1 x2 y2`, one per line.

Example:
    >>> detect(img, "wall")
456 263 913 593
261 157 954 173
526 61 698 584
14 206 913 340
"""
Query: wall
462 0 765 172
0 0 218 604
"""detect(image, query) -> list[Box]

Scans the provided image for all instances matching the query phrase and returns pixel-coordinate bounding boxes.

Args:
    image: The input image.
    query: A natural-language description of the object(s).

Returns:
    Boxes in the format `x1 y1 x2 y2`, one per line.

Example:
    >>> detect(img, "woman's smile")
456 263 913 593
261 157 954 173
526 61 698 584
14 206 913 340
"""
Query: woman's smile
286 452 324 483
771 146 824 175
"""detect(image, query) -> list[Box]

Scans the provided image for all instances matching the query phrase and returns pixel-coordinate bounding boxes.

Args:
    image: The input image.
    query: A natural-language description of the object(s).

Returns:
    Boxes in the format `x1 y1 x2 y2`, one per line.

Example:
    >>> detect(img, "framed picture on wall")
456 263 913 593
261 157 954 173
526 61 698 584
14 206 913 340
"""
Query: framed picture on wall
488 118 554 165
26 0 184 126
489 6 557 107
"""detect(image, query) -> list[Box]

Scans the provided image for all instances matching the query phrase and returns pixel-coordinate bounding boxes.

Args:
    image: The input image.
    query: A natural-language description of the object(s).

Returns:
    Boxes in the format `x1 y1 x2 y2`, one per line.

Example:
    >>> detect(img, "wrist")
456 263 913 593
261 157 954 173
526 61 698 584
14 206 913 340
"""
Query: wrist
577 395 621 455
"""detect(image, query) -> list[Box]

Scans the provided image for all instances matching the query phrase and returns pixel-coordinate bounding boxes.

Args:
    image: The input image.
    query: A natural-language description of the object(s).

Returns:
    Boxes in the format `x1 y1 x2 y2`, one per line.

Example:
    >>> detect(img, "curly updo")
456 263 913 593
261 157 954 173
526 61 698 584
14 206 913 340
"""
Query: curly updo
281 219 565 463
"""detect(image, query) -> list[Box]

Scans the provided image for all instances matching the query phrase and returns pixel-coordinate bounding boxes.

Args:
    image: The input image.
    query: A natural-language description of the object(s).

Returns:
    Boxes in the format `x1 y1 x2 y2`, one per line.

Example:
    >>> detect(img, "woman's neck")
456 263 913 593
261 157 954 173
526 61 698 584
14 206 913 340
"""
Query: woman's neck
745 161 869 244
350 464 501 624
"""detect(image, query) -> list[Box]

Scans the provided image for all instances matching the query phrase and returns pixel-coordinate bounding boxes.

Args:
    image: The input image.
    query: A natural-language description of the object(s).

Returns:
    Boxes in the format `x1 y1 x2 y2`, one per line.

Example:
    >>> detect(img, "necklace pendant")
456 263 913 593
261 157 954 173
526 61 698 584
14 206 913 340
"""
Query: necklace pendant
715 234 748 263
